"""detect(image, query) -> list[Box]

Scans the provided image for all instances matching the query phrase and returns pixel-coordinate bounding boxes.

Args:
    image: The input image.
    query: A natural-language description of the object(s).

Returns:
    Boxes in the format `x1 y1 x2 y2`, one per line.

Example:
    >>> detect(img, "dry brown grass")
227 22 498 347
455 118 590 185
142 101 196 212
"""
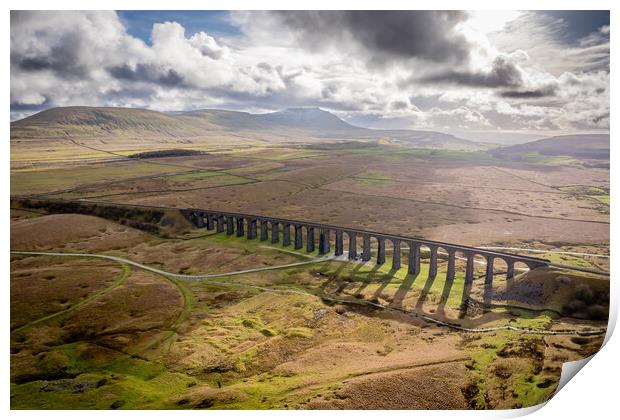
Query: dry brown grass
304 362 471 409
11 213 147 251
10 258 122 330
60 270 182 341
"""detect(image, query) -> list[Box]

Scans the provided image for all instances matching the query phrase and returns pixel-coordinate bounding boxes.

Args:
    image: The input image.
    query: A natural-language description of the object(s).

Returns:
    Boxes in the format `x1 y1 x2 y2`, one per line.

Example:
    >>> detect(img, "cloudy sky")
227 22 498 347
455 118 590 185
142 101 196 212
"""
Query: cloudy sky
10 10 609 138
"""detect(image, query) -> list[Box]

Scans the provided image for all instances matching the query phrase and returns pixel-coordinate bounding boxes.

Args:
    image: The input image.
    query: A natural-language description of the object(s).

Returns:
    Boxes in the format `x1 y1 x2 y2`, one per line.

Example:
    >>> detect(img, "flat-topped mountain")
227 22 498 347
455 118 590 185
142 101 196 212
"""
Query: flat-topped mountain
11 105 481 150
260 107 356 130
178 108 354 132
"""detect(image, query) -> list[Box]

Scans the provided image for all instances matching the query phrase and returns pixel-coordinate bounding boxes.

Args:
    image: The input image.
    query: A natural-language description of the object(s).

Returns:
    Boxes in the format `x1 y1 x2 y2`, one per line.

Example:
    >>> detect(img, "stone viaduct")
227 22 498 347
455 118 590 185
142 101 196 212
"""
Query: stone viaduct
182 208 550 287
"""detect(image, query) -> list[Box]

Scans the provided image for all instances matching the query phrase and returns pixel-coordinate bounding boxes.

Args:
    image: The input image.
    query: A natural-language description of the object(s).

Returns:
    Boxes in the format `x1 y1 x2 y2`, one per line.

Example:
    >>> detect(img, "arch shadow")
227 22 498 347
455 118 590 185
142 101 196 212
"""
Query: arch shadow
390 271 421 310
370 267 399 301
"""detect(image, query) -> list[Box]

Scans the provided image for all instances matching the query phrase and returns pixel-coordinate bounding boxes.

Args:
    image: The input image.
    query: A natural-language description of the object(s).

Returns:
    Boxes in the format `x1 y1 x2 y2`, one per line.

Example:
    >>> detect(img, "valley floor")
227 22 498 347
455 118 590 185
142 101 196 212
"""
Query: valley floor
9 211 607 409
9 141 610 409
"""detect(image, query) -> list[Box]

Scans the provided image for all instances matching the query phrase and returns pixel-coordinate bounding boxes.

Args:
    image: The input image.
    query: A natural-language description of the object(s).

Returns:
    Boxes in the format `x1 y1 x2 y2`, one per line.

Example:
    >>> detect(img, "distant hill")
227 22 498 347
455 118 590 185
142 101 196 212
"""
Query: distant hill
11 106 481 150
177 108 354 132
259 107 356 131
491 134 610 161
179 107 479 149
11 106 210 139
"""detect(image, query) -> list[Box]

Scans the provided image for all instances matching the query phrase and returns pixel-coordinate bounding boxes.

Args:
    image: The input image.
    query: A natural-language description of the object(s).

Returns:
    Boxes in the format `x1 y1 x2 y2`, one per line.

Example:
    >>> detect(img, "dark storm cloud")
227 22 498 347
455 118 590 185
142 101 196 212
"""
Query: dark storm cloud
390 100 410 110
10 98 52 111
10 97 54 121
418 56 523 88
101 86 159 103
13 32 89 78
272 11 471 64
107 63 185 87
500 86 557 99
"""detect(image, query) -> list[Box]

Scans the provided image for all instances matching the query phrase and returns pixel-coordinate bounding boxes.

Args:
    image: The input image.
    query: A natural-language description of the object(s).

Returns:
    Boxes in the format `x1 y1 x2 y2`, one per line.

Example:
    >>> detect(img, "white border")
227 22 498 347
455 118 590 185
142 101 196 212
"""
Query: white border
3 1 616 419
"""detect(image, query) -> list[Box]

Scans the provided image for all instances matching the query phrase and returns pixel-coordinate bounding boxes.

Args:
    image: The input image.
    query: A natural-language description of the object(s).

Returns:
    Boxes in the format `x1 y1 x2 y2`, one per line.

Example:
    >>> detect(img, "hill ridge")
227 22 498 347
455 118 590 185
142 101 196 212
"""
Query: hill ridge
491 133 609 161
11 105 480 150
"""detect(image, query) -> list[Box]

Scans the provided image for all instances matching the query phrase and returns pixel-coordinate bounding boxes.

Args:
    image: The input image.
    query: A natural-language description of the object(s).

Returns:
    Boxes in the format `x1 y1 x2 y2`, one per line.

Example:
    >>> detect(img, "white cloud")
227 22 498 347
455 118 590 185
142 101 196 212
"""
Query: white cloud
10 10 609 136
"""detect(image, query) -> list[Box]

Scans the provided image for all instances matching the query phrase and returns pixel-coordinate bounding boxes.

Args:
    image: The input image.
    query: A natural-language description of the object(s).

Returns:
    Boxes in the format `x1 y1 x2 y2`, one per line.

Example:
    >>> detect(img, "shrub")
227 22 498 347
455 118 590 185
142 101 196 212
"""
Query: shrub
260 328 277 337
574 284 595 304
555 275 571 285
586 305 608 320
563 299 585 314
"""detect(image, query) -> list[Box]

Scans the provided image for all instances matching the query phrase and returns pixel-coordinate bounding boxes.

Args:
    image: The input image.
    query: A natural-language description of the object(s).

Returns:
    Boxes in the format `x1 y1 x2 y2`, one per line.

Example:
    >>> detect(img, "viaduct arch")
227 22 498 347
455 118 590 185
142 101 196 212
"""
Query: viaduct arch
182 208 550 286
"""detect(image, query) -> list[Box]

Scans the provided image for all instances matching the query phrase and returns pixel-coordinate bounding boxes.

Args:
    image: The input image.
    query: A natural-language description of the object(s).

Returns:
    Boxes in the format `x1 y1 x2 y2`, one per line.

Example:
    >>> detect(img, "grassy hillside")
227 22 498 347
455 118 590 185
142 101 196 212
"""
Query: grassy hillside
491 134 609 161
10 106 213 139
11 106 481 151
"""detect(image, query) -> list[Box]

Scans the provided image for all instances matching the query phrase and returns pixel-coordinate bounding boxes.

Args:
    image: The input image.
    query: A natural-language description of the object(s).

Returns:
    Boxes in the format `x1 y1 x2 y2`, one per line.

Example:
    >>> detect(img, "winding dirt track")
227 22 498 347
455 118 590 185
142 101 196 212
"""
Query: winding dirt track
10 250 334 280
10 250 606 337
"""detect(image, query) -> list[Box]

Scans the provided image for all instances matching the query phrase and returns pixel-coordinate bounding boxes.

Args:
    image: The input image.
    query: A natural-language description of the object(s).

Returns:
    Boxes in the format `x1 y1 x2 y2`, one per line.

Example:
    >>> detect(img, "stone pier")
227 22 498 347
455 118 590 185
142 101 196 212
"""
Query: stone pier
271 222 279 244
206 214 214 230
348 232 357 260
465 253 475 285
506 259 515 280
408 242 420 275
247 219 257 239
335 230 343 256
392 239 401 270
236 217 244 237
446 249 456 282
294 225 303 249
362 235 371 262
216 215 224 233
282 223 291 247
429 246 438 279
485 256 494 285
306 226 315 252
260 219 268 241
377 237 385 265
226 216 234 235
318 229 330 255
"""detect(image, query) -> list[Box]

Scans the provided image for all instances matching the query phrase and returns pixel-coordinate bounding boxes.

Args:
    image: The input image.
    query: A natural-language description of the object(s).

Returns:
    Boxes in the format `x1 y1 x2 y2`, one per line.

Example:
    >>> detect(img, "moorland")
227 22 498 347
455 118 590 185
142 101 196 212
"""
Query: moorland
10 106 610 409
